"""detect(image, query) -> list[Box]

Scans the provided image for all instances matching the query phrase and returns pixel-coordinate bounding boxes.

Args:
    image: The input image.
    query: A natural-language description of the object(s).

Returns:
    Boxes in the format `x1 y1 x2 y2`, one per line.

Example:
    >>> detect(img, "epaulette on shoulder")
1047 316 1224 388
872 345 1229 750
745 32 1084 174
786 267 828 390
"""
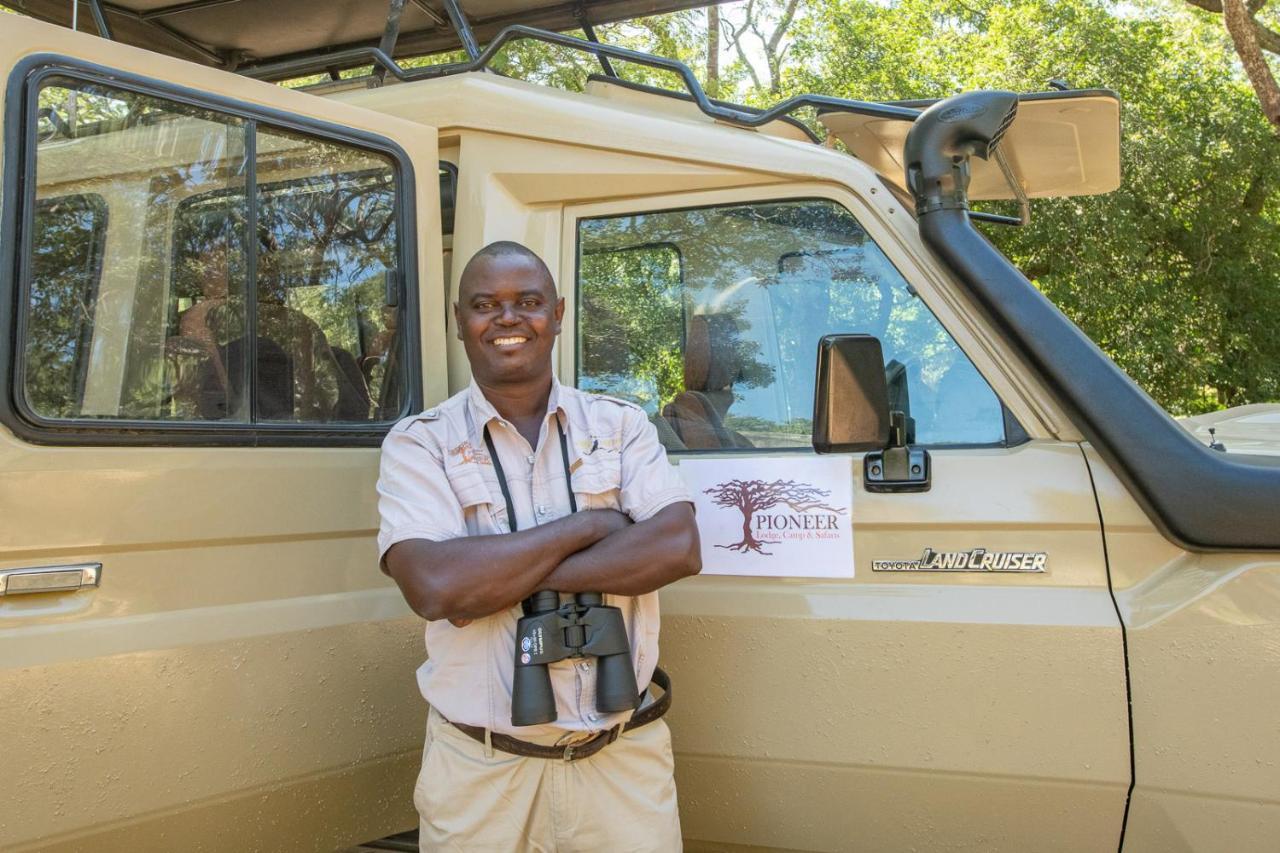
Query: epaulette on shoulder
393 407 443 432
586 393 645 413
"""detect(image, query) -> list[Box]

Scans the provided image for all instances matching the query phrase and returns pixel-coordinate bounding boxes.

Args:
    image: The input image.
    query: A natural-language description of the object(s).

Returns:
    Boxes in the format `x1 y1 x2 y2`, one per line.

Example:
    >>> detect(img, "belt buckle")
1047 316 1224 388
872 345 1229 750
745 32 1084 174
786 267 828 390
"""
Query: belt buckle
562 743 576 762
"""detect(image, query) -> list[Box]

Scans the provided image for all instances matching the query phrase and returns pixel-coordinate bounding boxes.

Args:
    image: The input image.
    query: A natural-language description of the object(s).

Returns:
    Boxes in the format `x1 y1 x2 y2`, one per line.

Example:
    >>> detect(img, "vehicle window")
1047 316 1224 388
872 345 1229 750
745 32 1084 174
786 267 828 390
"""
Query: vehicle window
171 134 400 423
578 242 683 410
23 193 108 419
577 199 1005 450
20 76 407 428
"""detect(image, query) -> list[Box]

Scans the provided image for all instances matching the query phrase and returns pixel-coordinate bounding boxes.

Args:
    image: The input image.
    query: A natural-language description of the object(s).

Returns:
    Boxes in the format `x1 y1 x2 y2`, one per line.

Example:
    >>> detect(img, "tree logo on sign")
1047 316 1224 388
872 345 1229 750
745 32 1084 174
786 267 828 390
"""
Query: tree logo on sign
703 479 847 555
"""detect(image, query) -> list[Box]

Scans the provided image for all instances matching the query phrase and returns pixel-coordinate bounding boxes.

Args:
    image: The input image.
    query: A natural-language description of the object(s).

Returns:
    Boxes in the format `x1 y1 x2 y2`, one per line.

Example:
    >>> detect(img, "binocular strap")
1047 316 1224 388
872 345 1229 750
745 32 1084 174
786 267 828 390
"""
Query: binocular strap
482 419 577 534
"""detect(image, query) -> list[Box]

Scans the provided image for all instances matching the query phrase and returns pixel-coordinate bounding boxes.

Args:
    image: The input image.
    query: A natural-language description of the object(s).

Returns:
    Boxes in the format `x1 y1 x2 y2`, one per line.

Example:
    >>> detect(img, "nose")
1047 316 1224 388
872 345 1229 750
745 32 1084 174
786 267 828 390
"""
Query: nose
496 303 519 325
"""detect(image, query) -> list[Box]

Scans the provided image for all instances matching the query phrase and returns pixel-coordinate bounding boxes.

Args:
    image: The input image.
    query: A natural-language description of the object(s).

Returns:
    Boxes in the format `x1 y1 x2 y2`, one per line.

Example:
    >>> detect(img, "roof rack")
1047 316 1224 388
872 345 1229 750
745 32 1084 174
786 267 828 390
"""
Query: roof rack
241 24 922 131
583 74 824 144
239 14 1043 227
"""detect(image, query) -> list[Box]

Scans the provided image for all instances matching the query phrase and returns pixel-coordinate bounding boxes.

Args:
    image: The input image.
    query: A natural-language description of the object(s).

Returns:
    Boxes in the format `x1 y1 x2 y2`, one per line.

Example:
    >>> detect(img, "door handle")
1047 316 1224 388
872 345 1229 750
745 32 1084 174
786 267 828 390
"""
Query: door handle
0 563 102 596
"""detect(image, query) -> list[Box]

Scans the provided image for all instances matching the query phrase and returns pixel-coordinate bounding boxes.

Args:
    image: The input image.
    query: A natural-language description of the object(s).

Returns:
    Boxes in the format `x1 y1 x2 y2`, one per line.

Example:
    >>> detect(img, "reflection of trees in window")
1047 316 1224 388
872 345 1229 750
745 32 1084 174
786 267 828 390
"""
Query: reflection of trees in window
578 216 775 415
579 242 684 411
23 194 108 418
578 199 1005 448
24 77 404 427
168 153 398 422
37 79 165 144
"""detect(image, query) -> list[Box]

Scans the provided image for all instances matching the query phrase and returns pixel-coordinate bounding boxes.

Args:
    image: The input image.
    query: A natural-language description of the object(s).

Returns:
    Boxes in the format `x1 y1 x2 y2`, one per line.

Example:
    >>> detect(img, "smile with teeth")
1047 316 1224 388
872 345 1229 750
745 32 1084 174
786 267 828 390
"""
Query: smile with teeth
492 336 529 347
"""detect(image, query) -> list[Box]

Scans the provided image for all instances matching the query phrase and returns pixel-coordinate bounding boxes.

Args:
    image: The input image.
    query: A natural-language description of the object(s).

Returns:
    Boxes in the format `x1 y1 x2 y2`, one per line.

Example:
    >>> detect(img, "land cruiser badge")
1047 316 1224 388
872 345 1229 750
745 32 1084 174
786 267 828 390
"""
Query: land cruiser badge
873 548 1047 573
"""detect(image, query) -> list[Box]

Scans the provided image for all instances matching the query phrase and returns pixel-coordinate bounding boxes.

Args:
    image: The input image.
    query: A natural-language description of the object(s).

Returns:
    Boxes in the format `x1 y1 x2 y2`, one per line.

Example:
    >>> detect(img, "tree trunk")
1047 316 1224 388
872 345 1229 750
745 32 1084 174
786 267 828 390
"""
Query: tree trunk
715 506 776 554
1222 0 1280 132
707 5 720 99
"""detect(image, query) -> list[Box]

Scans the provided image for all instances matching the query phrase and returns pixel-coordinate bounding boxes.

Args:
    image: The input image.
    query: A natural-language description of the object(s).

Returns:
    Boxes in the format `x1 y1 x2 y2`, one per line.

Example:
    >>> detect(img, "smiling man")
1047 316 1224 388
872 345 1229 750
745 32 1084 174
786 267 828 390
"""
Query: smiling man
376 241 700 852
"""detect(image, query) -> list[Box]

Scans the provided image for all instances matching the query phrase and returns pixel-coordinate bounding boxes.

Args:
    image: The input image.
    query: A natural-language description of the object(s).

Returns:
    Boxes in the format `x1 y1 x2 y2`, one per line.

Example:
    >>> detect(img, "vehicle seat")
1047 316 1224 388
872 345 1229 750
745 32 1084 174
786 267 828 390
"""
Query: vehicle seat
195 335 294 420
174 296 346 421
329 345 373 420
661 315 753 450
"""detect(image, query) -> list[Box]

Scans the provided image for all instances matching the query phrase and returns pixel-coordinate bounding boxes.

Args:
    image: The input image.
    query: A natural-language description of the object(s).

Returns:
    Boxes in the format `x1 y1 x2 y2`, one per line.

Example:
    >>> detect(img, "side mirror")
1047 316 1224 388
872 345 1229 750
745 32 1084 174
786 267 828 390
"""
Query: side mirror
813 334 932 493
812 334 891 453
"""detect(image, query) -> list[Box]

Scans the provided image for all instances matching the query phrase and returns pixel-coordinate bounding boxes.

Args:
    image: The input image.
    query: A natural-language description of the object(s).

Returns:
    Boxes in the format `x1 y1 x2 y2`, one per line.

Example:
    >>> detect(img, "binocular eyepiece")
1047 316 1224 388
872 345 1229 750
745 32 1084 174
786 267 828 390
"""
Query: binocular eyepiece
511 590 639 727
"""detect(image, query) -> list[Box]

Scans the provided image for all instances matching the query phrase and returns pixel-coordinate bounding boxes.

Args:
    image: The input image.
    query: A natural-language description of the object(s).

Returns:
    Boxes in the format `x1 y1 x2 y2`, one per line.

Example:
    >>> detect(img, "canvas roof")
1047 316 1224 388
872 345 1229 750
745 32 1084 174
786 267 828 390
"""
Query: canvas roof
13 0 726 76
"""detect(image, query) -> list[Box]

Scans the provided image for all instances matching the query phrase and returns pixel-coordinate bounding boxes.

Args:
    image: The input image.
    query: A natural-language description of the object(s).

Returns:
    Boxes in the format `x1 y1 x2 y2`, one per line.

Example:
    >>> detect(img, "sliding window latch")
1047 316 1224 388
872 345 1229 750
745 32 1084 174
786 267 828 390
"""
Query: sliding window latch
384 268 400 308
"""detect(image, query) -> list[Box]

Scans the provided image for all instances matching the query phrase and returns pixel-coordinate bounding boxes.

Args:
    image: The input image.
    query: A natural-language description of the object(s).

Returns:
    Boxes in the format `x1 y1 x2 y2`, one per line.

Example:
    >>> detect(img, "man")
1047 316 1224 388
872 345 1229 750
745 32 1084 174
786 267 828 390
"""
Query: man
376 240 701 852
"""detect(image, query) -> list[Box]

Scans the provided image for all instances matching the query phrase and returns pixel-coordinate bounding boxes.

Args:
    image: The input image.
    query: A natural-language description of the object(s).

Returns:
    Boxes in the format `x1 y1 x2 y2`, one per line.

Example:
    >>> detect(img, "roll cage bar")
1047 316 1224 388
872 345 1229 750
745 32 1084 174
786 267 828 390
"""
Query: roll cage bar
237 16 1027 225
240 23 922 127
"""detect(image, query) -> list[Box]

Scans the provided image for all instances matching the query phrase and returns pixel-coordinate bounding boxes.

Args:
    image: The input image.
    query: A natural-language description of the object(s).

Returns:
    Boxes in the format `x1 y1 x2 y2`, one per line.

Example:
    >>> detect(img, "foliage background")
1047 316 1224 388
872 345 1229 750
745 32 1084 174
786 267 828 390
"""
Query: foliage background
426 0 1280 416
5 0 1278 415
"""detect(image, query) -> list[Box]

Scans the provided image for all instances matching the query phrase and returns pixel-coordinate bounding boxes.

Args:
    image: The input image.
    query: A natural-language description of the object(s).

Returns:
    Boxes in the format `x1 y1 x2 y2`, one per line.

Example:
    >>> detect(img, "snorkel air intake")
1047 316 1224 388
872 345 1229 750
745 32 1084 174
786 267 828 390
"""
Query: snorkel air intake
905 91 1280 552
904 91 1018 215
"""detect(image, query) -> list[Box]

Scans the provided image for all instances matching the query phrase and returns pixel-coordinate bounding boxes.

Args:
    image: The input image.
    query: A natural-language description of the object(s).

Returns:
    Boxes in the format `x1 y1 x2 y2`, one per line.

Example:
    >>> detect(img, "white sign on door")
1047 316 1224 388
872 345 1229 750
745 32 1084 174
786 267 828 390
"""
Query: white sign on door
679 456 855 578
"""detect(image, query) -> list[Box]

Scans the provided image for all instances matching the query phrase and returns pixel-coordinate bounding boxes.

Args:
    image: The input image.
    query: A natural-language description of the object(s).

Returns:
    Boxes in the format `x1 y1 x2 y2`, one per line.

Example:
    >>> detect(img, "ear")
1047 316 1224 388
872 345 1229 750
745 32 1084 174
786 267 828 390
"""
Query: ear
452 301 462 341
553 296 565 333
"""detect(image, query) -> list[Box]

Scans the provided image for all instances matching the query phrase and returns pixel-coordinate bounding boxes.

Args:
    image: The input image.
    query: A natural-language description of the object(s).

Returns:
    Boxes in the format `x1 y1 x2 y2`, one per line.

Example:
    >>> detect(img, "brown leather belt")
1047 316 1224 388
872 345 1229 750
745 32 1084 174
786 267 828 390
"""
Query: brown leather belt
446 666 671 762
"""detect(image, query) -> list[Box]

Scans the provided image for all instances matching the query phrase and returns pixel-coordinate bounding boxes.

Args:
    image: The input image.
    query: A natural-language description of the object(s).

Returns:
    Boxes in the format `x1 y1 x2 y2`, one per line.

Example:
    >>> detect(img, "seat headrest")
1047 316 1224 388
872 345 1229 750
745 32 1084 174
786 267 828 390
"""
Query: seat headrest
683 314 746 392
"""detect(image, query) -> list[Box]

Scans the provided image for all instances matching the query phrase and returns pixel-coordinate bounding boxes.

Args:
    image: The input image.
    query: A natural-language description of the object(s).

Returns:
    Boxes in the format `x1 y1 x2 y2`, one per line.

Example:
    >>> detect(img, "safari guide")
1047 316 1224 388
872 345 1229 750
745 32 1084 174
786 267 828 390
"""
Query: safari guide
376 241 702 851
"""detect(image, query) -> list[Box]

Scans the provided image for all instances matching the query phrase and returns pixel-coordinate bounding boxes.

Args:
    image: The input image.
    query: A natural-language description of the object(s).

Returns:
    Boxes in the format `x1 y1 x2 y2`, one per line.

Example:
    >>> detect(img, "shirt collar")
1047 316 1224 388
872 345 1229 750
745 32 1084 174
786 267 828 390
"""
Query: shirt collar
467 375 566 431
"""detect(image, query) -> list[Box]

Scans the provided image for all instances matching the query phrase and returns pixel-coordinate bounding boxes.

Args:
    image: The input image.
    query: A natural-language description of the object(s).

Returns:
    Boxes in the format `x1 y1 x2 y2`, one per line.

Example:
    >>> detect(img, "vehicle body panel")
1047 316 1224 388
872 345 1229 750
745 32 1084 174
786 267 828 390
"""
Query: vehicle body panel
1085 446 1280 853
1179 403 1280 457
346 80 1132 844
0 11 1276 853
0 16 446 850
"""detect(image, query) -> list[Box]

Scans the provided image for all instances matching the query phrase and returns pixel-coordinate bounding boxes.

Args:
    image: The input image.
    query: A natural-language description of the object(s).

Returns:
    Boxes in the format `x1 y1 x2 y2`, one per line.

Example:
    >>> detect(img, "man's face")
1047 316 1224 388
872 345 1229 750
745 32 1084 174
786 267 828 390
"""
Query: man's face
455 254 564 387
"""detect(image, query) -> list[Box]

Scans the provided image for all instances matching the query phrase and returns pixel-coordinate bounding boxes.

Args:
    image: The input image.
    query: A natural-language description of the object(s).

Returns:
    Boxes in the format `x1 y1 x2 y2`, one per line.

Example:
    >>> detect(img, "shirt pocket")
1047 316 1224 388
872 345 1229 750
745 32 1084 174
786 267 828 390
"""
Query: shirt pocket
572 451 623 512
442 458 507 532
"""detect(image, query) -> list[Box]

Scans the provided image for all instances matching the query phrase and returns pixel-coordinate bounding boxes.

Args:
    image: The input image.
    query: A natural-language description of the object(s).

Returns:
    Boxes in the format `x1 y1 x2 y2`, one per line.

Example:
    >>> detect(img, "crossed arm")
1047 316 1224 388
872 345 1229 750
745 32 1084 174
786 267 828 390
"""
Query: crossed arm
383 502 700 624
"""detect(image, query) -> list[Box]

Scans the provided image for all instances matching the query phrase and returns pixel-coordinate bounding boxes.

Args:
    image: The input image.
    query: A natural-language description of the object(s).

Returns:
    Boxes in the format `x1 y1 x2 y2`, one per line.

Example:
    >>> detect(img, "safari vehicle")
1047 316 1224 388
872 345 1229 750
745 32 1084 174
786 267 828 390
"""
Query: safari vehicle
1 1 1278 851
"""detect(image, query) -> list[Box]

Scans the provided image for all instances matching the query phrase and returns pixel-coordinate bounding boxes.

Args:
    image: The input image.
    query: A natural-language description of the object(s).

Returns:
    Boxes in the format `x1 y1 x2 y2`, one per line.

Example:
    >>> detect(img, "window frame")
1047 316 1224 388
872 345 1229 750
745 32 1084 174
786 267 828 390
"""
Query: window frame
1 55 423 446
569 190 1024 452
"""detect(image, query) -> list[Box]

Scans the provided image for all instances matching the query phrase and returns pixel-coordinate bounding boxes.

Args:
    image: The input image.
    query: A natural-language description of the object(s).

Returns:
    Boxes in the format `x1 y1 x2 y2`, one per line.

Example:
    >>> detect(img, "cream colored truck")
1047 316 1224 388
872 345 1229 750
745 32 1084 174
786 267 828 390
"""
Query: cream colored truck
1 4 1277 852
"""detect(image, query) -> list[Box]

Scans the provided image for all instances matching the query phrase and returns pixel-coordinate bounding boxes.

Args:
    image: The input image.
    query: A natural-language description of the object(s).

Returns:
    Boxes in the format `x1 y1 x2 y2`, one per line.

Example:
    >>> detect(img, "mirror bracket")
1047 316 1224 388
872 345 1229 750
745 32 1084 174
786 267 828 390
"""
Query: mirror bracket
864 411 931 493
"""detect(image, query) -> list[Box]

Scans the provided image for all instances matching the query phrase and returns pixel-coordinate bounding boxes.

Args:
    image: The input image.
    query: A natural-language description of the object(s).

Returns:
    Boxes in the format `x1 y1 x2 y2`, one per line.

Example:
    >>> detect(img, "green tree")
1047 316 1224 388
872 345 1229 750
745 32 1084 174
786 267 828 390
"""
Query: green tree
788 0 1280 413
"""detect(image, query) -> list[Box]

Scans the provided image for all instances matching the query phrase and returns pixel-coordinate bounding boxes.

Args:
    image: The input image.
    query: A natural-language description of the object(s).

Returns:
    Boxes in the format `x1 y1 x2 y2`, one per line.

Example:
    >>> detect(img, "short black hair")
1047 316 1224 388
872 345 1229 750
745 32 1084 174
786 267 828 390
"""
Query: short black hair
458 241 555 298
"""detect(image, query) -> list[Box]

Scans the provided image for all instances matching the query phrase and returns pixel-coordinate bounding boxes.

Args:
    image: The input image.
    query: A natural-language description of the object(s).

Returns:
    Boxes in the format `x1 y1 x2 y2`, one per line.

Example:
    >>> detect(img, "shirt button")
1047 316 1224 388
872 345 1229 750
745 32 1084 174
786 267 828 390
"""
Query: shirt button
526 454 536 465
586 712 599 723
537 505 549 517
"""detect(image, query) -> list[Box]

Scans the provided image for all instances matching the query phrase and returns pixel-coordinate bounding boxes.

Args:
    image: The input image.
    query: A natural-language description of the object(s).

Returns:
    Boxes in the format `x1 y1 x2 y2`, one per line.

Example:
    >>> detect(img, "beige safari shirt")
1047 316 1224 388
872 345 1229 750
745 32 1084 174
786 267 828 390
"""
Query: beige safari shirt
377 377 691 738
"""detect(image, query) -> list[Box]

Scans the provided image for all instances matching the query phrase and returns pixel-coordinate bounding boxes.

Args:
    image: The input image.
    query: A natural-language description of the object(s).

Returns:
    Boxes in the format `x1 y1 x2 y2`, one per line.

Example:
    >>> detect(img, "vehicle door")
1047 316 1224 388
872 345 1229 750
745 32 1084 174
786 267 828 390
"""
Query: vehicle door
564 184 1130 852
0 16 446 851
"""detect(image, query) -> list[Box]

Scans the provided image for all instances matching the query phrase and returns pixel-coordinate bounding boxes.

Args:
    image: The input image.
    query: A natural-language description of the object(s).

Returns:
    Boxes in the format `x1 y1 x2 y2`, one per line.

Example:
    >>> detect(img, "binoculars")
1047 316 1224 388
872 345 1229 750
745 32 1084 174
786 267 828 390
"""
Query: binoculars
511 590 639 727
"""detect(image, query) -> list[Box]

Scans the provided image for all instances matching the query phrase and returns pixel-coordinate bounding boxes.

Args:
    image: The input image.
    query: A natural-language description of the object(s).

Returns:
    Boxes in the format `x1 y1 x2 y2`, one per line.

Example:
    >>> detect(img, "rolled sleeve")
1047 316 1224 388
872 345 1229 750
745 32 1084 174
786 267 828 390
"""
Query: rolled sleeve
617 407 693 522
376 423 467 568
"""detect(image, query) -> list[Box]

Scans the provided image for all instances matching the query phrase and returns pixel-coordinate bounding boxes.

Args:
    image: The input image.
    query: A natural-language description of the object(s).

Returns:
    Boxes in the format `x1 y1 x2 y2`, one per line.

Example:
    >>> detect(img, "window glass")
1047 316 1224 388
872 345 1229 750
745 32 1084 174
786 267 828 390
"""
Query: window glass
24 194 108 418
577 199 1005 449
170 131 400 422
21 76 406 428
28 79 250 421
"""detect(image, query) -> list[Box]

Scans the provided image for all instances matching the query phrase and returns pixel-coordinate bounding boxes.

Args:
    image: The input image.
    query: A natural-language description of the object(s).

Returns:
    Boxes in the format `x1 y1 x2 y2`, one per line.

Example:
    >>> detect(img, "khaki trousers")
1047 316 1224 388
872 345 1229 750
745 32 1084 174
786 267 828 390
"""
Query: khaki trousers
414 707 682 852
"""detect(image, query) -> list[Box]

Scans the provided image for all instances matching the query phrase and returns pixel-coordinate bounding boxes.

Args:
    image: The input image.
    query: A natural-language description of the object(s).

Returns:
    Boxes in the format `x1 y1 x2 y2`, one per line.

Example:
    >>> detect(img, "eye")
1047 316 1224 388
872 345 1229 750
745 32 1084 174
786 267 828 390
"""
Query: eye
520 297 541 308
